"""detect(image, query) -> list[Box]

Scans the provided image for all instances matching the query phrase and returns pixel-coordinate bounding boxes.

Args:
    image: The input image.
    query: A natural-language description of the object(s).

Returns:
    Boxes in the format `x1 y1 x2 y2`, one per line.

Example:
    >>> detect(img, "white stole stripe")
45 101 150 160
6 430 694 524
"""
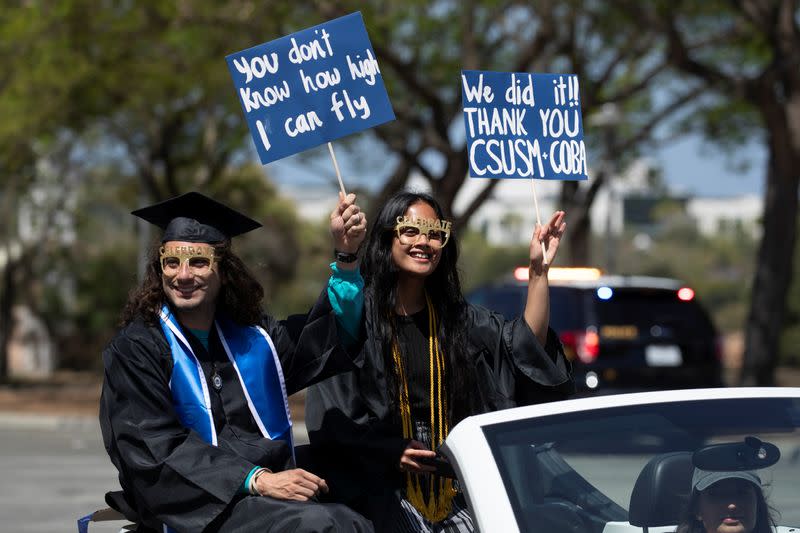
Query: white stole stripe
215 322 273 440
256 325 293 427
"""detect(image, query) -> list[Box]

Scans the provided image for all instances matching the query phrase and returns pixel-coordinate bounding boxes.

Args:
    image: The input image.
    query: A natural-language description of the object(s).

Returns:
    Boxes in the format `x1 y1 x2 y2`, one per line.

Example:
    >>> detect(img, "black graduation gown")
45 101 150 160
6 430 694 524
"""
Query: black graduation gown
99 291 371 532
304 303 574 530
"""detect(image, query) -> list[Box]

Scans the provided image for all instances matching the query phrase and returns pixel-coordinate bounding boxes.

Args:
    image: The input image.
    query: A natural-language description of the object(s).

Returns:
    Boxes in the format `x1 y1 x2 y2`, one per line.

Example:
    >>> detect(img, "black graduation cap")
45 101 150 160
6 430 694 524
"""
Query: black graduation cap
131 192 262 243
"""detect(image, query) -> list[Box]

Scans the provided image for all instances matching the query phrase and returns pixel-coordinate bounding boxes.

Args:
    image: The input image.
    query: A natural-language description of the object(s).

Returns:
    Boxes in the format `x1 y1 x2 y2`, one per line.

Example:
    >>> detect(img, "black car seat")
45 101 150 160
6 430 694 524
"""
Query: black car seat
628 451 693 532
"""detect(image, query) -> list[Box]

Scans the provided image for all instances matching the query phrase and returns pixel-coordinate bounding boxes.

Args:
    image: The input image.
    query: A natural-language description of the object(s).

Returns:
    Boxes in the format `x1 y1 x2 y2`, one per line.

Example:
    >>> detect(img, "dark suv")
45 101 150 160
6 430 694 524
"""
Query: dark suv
466 268 723 394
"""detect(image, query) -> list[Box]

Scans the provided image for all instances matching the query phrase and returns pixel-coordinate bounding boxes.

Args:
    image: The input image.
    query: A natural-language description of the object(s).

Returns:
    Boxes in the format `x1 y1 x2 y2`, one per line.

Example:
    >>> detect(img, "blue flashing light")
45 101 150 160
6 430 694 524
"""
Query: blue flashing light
596 286 613 300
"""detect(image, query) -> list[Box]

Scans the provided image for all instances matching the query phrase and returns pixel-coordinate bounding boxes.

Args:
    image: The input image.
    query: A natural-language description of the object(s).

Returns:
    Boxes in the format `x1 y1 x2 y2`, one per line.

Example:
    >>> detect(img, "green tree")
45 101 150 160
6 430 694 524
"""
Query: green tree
780 219 800 366
628 0 800 384
286 0 703 266
0 2 306 374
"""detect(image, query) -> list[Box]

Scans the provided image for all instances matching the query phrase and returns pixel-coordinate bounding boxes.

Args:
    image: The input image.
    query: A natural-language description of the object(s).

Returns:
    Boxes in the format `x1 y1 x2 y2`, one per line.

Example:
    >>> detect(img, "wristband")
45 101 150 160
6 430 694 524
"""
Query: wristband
249 467 272 496
334 249 358 263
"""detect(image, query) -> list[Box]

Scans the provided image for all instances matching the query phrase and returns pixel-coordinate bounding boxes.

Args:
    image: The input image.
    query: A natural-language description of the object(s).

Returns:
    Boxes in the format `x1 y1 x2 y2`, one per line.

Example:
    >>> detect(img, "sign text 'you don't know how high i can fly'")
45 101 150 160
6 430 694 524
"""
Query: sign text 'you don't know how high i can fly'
227 12 395 165
461 70 588 180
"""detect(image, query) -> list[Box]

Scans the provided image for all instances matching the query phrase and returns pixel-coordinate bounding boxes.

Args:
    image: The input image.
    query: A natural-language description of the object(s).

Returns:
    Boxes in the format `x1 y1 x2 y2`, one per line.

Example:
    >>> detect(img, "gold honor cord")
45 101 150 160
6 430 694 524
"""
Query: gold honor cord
391 292 457 522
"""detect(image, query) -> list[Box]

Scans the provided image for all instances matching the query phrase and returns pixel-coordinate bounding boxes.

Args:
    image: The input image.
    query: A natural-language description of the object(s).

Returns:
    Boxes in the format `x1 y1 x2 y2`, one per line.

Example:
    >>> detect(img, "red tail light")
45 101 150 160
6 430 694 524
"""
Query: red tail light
559 329 600 364
677 287 695 301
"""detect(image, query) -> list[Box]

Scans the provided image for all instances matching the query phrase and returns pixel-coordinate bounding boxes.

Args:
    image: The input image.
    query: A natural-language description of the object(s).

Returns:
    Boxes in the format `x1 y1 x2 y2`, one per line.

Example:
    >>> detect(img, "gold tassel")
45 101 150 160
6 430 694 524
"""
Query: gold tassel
392 293 457 522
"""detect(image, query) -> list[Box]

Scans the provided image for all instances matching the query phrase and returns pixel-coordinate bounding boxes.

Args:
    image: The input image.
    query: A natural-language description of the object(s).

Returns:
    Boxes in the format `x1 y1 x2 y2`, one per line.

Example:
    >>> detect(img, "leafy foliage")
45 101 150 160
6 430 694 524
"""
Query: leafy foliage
1 1 797 381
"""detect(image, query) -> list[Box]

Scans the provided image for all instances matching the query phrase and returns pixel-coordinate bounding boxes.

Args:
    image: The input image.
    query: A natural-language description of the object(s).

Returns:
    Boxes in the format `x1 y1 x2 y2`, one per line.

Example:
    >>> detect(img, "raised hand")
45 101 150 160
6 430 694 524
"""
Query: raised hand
330 192 367 255
530 211 566 276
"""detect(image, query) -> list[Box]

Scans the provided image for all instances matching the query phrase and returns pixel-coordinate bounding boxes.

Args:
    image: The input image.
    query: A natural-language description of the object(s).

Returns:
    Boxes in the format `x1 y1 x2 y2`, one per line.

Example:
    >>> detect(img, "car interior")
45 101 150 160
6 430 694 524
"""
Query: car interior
469 397 798 533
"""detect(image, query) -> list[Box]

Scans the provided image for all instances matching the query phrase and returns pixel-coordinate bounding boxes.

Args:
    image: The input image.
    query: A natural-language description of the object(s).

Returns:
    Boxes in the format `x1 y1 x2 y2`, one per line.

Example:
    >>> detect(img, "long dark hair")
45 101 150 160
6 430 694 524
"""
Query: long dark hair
121 240 264 326
361 190 476 424
675 482 778 533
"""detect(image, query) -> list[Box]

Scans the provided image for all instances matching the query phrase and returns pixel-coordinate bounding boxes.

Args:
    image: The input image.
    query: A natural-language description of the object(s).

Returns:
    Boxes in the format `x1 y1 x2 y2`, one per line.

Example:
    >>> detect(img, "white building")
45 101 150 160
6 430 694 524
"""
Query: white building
450 177 560 245
281 159 764 246
686 195 762 239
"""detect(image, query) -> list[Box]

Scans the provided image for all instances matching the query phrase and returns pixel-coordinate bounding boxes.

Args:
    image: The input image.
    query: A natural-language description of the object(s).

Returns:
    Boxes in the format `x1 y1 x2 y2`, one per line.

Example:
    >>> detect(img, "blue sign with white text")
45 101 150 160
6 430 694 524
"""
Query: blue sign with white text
461 70 587 180
227 12 395 165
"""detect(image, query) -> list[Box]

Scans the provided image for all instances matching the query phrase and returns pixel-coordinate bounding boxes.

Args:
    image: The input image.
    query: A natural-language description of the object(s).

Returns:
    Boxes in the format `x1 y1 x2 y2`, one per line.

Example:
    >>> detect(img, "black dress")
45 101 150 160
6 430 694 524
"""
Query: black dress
305 301 574 531
99 293 373 532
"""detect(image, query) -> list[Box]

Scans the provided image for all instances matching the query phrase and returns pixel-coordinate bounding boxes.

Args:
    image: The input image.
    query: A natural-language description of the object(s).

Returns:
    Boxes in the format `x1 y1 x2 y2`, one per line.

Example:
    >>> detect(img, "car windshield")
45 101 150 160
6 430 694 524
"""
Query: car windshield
480 397 800 533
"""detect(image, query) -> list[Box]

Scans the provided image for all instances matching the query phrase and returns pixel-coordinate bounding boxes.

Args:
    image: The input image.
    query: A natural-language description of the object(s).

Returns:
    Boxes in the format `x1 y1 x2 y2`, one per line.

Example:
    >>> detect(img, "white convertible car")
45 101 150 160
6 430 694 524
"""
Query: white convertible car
441 387 800 533
83 387 799 532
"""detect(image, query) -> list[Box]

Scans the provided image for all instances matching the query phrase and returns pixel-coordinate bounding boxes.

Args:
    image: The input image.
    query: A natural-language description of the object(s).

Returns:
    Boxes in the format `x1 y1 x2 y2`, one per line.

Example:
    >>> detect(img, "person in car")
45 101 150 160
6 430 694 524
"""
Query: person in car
305 190 574 532
676 468 778 533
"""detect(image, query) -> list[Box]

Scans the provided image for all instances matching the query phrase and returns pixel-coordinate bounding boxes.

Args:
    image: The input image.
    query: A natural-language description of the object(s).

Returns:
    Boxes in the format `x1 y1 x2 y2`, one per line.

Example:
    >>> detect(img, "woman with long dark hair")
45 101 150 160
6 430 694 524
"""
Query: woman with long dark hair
306 190 574 532
676 469 778 533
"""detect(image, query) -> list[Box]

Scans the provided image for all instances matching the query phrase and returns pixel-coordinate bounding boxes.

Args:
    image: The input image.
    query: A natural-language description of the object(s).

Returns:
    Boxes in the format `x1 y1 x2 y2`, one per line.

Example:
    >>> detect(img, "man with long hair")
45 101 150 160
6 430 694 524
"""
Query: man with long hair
306 190 574 531
99 192 373 532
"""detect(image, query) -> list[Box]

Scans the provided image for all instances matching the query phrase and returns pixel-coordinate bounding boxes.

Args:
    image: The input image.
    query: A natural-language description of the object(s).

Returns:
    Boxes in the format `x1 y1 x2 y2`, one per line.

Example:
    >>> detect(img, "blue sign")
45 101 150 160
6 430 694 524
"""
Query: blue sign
227 12 395 165
461 70 587 180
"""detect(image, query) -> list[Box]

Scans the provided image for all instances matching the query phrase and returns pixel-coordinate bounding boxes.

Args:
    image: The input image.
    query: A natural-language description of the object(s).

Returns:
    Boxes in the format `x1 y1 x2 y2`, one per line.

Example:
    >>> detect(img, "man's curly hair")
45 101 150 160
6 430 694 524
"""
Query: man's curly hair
121 240 264 326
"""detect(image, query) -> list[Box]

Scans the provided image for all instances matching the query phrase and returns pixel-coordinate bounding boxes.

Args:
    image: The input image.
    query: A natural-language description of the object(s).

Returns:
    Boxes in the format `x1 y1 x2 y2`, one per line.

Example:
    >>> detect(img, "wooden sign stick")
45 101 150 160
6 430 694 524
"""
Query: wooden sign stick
327 142 347 196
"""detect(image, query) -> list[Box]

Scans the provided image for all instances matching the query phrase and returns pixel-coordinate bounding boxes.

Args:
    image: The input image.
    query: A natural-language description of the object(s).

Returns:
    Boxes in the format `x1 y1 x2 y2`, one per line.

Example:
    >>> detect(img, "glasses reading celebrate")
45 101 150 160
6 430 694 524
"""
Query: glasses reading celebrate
394 216 452 248
159 244 216 276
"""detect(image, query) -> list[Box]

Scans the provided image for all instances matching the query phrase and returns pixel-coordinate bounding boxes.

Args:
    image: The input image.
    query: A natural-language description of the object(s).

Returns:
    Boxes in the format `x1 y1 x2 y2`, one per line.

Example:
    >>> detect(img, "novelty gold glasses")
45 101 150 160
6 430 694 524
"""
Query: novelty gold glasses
393 216 452 248
159 245 216 276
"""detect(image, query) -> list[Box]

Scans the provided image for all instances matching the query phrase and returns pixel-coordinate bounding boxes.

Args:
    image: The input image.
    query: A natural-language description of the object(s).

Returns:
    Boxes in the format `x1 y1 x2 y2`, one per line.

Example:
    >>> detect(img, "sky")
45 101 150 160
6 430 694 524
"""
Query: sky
655 135 765 197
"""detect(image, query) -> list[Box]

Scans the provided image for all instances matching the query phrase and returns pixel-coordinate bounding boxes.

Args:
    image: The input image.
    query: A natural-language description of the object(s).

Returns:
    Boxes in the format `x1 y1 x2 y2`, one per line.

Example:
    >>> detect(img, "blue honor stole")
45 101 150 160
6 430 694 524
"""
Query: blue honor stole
158 305 293 448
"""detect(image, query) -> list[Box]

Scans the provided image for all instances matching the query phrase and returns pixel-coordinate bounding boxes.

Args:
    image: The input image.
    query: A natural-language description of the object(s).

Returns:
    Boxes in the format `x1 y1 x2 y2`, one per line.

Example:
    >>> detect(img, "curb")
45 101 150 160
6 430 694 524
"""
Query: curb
0 411 98 431
0 412 310 442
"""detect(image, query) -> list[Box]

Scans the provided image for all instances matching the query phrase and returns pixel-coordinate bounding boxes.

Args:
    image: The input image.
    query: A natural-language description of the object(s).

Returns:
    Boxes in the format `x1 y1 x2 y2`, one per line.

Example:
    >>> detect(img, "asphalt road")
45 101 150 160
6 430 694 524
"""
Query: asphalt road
0 414 309 533
0 416 120 533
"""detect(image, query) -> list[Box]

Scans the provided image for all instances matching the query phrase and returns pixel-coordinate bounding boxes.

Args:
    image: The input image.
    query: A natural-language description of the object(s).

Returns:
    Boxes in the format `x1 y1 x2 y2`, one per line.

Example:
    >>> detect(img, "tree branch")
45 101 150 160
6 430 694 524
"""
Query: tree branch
372 41 451 145
455 179 501 230
617 85 707 153
512 3 556 72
